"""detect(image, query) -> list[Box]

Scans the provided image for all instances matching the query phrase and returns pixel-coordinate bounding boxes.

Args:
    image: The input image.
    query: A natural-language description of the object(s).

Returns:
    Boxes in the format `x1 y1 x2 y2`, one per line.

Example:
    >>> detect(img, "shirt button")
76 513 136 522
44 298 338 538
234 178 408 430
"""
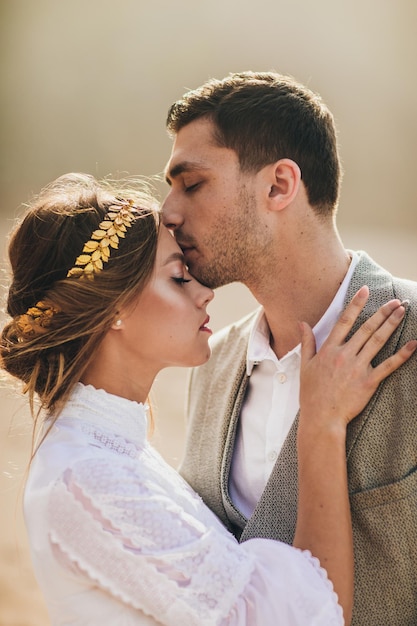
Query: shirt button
277 372 287 384
268 450 278 463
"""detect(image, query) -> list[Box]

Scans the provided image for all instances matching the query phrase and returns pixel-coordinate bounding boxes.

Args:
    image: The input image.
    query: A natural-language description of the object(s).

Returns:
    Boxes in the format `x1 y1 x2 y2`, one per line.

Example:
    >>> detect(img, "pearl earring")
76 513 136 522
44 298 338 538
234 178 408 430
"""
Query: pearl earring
115 319 122 327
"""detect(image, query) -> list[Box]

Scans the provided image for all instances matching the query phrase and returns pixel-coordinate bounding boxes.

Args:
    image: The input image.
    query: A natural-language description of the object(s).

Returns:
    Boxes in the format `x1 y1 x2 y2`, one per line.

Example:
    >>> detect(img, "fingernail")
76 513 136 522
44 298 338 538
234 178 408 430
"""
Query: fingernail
394 306 406 318
400 300 410 309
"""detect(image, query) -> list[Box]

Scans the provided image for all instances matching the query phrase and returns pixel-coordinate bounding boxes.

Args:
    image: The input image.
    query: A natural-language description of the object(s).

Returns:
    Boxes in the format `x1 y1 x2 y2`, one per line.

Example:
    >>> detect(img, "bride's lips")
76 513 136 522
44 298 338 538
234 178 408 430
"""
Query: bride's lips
199 315 212 334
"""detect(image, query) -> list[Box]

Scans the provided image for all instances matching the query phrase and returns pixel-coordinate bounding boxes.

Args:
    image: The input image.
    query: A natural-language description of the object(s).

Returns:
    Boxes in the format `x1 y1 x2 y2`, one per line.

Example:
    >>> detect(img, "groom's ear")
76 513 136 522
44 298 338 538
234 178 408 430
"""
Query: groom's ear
267 158 301 211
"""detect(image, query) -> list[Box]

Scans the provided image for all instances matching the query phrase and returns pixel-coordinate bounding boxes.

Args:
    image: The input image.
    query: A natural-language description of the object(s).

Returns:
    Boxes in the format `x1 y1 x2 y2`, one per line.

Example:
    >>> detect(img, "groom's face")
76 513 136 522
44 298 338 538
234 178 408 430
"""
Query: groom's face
162 117 261 289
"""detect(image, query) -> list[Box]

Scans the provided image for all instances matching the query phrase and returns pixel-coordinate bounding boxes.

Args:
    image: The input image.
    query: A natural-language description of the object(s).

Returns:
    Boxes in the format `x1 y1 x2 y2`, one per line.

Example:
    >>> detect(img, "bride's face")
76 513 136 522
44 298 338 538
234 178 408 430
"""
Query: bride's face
118 225 214 371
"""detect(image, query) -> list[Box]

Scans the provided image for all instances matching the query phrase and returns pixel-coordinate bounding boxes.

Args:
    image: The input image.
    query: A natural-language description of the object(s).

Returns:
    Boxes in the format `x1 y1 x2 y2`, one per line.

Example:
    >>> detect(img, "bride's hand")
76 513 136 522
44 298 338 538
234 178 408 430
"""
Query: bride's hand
299 285 417 430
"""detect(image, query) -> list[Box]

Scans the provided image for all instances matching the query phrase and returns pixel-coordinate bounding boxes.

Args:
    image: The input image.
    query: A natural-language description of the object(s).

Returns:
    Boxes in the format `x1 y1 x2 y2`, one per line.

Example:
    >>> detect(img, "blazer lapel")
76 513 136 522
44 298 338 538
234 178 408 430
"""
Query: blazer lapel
344 252 409 456
241 413 299 543
220 371 250 534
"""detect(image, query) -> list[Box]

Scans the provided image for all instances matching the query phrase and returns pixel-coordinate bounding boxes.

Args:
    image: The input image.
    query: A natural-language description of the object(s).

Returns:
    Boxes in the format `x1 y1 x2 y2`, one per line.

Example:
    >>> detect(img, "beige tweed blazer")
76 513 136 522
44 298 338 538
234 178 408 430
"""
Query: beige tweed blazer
180 252 417 626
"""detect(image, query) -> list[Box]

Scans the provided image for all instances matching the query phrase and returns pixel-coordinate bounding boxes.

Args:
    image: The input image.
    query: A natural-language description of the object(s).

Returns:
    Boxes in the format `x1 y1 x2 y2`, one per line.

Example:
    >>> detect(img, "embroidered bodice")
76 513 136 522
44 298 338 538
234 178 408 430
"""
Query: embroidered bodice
24 383 343 625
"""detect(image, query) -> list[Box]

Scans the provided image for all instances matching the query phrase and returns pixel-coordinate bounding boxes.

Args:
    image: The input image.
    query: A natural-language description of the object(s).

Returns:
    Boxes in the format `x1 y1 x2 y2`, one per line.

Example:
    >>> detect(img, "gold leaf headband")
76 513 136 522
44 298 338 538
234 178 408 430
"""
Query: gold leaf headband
15 300 60 341
67 200 137 279
14 201 137 342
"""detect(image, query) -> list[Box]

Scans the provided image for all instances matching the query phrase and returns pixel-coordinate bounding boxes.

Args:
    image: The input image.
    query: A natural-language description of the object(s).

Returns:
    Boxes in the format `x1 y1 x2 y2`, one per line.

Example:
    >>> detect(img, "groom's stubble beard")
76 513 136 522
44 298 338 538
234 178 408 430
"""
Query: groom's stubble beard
190 184 274 290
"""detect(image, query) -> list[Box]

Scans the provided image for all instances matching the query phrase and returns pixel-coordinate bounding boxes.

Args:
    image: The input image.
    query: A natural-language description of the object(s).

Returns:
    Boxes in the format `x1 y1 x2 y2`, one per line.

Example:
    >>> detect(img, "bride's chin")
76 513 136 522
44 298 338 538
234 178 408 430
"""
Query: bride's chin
193 347 212 367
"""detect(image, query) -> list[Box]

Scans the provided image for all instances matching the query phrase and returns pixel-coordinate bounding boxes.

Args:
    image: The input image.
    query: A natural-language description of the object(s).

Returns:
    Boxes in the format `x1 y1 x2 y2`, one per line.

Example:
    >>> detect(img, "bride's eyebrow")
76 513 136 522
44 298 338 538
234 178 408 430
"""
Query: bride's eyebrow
163 252 186 267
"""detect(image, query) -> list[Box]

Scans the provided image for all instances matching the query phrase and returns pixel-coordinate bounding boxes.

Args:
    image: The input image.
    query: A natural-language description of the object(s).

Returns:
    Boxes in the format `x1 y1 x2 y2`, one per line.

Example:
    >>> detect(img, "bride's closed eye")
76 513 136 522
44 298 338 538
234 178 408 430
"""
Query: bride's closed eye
172 276 192 285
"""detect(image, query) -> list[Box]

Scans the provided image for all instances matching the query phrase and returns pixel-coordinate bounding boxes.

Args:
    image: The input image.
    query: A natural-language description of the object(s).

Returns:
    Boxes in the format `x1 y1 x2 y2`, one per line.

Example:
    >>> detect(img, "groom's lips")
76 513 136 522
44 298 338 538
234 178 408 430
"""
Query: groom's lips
177 240 196 259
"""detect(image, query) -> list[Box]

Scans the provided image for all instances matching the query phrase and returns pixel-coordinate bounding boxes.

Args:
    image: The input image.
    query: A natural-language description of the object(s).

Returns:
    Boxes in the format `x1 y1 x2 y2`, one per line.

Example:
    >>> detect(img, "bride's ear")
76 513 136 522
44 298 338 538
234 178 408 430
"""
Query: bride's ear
267 159 301 211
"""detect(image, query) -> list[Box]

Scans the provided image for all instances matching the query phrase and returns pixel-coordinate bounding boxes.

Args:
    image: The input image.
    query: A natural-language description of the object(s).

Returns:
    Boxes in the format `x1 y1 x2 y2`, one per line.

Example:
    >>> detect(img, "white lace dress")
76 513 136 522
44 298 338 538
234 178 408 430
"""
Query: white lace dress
24 383 343 625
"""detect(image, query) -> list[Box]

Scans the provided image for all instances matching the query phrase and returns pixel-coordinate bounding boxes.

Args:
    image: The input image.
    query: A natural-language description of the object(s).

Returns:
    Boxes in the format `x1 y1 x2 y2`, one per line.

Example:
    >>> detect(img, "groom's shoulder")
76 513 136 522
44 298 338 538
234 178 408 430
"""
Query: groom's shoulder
355 250 417 305
394 277 417 308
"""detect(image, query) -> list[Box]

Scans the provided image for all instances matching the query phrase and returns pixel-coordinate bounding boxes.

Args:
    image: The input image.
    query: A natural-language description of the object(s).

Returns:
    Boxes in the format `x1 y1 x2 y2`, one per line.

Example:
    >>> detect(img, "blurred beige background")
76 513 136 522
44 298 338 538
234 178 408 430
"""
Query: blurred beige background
0 1 416 624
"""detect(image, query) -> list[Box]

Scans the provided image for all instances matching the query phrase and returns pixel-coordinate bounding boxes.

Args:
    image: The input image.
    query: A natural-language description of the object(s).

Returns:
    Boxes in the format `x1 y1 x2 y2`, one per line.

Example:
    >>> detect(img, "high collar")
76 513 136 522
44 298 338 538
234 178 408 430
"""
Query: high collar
57 382 149 445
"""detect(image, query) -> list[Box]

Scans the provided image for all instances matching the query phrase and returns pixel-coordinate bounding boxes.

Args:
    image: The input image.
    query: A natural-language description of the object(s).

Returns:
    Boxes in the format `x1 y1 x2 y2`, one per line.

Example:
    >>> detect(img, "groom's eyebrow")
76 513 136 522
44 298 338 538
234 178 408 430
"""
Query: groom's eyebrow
164 161 206 185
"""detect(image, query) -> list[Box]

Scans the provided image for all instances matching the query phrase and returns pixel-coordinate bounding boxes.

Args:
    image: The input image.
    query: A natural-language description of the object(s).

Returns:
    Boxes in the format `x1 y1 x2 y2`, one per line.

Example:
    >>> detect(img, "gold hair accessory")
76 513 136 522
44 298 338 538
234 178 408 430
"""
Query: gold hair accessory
16 300 60 340
66 201 137 280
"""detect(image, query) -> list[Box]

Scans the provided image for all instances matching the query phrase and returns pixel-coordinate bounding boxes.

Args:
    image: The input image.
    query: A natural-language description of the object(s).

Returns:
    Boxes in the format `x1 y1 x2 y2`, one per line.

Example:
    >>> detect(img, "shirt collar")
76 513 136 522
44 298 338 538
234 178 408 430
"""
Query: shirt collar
246 251 359 375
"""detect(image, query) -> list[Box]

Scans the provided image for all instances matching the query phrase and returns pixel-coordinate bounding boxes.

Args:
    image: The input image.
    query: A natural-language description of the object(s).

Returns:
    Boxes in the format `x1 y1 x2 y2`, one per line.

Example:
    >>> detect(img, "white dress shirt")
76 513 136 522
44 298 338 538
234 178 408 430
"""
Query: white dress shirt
229 252 359 519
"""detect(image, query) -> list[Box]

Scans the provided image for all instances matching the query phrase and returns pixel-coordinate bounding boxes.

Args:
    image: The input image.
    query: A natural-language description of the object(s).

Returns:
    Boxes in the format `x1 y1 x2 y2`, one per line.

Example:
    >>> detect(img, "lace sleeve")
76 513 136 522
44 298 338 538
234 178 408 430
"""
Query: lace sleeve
47 453 343 626
47 455 255 626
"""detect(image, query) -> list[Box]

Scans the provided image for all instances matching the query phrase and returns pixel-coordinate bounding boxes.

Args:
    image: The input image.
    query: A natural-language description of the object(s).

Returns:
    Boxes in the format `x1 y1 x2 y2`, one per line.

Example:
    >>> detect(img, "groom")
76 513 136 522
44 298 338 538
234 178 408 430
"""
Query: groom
162 71 417 625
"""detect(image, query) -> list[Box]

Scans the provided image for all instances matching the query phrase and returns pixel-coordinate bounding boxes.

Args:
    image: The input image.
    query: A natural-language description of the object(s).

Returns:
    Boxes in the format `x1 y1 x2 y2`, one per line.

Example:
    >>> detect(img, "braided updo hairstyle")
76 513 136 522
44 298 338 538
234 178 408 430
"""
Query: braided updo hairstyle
1 173 160 420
